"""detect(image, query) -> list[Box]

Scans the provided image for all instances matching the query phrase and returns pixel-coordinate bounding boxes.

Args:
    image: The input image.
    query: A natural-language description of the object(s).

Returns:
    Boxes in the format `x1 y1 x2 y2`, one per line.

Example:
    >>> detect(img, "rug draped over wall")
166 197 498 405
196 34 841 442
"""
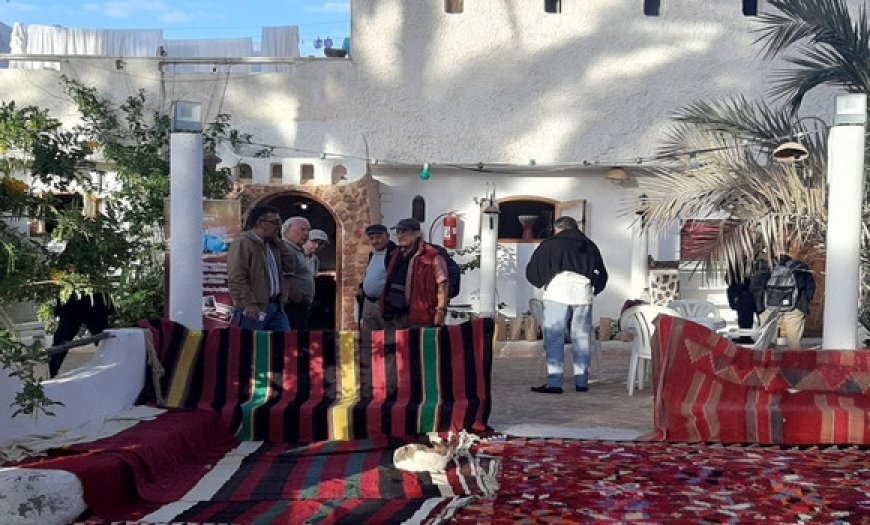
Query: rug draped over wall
139 319 495 442
651 315 869 445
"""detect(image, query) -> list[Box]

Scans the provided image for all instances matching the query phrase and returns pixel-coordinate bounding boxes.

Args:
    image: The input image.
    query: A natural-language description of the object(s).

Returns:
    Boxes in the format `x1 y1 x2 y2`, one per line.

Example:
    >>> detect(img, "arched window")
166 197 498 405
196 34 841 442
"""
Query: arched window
412 195 426 223
545 0 562 14
237 163 252 181
270 163 283 184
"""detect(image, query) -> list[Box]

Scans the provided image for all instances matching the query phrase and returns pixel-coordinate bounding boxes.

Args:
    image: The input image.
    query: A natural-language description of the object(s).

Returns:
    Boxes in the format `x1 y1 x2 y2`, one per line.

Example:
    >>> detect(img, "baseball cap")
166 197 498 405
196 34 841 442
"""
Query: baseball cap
308 229 330 243
365 224 388 235
391 218 421 231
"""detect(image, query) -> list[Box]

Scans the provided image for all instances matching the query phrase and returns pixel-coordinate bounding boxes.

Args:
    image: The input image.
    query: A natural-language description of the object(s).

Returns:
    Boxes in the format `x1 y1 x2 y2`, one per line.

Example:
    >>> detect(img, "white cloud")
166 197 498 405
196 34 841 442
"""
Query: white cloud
305 2 350 14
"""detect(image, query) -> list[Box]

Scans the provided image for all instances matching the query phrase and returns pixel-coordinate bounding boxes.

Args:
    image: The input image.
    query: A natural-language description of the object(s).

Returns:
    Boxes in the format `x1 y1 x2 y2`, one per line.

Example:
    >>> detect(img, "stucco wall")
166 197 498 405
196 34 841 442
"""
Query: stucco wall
0 0 855 321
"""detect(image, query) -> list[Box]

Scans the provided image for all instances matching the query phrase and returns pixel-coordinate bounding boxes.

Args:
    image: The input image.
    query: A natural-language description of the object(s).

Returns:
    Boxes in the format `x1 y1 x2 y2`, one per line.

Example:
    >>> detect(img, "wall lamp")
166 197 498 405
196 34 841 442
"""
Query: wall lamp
605 166 630 183
172 100 203 133
772 116 828 163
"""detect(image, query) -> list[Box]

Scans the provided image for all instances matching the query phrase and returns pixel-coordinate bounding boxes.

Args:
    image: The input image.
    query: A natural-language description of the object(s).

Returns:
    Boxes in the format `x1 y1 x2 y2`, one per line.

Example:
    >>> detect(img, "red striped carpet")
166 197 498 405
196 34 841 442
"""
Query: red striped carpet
139 319 494 442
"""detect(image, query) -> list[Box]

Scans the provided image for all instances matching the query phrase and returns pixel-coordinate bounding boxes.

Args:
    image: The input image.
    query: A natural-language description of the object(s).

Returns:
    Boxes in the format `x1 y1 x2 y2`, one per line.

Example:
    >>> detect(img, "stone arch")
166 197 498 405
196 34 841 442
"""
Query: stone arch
237 177 381 329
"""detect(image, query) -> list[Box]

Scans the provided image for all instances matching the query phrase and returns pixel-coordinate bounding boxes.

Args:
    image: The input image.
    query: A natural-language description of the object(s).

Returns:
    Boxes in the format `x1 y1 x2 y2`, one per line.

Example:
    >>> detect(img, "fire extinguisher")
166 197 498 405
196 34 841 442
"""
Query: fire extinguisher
442 213 458 249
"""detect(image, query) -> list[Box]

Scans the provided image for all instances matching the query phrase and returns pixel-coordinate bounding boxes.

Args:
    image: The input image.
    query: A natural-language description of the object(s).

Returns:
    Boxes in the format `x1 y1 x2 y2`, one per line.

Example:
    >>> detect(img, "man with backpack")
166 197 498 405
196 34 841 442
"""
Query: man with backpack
749 251 816 348
382 218 450 328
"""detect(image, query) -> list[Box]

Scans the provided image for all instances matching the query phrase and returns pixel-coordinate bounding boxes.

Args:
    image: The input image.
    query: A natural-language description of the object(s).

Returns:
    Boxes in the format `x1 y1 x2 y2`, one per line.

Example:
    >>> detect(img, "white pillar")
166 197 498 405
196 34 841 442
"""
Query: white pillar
822 94 866 350
630 219 649 298
478 202 499 317
169 133 204 330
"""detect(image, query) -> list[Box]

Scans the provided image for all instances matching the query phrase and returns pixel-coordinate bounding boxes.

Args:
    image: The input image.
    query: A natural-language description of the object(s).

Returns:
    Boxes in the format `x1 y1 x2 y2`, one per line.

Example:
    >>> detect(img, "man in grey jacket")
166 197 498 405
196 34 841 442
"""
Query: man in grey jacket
227 206 294 331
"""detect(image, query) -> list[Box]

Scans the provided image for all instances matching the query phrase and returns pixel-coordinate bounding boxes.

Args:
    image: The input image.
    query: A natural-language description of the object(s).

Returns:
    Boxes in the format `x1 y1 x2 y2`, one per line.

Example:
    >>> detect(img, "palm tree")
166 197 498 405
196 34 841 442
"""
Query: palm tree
638 0 869 318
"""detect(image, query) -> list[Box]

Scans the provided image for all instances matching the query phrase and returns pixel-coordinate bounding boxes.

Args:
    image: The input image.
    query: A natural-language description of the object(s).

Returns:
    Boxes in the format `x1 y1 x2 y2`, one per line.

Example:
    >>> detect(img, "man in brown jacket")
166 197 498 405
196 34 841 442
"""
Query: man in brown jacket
227 205 295 331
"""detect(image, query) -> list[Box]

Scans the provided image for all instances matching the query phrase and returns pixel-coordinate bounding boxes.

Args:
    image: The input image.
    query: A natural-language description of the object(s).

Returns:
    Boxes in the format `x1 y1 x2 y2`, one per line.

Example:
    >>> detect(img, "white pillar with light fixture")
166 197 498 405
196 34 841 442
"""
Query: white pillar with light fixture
478 197 499 317
822 94 866 350
630 195 649 298
169 101 204 330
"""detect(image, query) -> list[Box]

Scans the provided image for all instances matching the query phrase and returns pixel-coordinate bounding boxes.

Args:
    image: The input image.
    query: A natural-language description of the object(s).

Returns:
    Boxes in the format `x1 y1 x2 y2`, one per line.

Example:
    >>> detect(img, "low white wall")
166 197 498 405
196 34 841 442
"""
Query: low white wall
0 328 147 447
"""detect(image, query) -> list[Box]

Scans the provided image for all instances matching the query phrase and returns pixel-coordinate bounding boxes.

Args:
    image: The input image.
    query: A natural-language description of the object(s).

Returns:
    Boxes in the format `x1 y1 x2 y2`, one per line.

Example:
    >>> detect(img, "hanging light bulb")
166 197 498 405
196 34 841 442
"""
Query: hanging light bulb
314 37 323 49
688 153 700 170
420 162 431 181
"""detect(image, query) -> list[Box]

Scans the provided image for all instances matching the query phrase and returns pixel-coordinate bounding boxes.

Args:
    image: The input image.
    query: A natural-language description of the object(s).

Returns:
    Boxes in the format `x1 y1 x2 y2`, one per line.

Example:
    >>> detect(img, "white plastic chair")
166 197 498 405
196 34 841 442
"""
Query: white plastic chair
667 299 726 331
620 304 680 396
729 311 783 351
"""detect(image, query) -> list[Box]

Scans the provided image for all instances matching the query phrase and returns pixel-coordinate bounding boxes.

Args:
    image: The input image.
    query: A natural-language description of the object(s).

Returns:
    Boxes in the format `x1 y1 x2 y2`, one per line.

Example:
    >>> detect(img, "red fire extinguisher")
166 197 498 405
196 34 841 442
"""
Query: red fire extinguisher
442 213 458 249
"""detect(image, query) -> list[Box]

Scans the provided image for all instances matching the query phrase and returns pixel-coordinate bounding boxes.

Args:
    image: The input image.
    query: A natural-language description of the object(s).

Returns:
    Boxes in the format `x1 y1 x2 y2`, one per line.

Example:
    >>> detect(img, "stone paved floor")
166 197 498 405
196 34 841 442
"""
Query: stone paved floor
488 340 654 440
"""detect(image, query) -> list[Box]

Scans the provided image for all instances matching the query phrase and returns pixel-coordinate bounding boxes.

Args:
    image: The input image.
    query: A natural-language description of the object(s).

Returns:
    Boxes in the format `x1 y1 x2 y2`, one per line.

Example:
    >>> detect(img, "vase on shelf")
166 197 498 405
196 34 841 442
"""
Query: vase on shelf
518 214 538 241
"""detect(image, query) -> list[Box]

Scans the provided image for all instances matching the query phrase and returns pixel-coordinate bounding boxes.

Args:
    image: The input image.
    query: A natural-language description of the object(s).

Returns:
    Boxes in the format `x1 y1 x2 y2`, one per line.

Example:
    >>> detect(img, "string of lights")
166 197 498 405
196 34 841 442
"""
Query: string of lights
219 127 829 178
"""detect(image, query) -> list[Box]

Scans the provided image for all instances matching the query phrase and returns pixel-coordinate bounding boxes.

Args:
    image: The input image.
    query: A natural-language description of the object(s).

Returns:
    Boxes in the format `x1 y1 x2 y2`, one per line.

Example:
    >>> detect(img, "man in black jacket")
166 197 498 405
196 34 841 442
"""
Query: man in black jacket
749 252 815 348
525 216 608 393
358 224 397 330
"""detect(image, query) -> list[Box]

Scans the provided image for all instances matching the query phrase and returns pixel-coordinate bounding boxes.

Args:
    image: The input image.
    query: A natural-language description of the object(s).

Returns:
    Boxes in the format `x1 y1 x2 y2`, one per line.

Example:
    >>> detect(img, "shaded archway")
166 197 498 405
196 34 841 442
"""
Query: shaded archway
260 191 338 330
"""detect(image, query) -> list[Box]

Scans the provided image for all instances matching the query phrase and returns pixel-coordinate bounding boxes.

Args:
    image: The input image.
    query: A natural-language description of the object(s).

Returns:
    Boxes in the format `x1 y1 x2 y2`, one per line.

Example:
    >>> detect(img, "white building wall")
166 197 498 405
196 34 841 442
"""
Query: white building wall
0 0 857 320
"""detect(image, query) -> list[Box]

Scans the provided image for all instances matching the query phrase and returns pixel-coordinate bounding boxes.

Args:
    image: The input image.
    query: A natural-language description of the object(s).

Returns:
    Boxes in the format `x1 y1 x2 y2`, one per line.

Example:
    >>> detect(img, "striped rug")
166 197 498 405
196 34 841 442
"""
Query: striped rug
139 319 495 443
141 437 499 524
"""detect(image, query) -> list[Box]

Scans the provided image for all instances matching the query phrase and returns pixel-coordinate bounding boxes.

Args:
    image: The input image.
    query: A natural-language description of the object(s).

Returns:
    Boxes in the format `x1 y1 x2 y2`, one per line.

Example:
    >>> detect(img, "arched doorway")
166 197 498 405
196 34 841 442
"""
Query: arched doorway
260 192 339 330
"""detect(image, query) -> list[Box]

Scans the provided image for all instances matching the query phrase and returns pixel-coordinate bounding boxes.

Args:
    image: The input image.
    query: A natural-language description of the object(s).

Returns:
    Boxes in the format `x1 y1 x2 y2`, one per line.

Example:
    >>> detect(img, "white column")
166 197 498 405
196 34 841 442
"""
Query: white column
169 133 204 330
630 220 649 298
478 202 499 317
822 94 866 350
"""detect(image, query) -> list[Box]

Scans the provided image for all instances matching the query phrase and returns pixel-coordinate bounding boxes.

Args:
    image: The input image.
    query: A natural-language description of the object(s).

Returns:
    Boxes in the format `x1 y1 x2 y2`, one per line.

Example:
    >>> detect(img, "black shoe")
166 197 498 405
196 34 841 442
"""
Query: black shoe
531 384 563 394
575 386 588 392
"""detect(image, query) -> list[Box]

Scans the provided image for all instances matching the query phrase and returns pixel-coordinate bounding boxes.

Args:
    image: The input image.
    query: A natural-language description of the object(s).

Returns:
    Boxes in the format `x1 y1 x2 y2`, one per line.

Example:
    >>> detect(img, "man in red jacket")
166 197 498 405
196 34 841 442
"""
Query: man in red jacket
381 218 449 329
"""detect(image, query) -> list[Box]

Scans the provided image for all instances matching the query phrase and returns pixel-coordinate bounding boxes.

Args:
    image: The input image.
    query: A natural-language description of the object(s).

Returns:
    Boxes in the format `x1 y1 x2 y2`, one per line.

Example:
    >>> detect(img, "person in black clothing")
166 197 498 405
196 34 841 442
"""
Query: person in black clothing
49 292 114 377
749 252 816 348
525 216 608 394
726 265 757 344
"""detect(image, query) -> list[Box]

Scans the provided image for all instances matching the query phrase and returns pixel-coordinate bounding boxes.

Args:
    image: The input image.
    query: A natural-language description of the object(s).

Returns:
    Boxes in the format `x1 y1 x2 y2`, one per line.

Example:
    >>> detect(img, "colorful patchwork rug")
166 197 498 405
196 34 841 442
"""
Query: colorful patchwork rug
139 319 494 442
451 437 870 523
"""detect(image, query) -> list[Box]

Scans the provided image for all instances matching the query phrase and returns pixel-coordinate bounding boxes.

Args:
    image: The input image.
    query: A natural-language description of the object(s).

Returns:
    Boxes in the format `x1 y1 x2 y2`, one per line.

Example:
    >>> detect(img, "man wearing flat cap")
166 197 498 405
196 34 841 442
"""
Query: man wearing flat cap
358 224 397 330
381 218 449 328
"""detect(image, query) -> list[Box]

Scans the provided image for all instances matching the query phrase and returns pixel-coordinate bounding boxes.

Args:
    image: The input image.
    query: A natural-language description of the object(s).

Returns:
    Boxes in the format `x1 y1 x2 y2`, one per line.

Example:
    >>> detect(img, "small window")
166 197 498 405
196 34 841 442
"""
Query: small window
445 0 463 14
644 0 660 16
237 163 252 180
742 0 758 16
270 163 283 184
412 195 426 223
545 0 561 14
300 164 314 184
331 164 348 184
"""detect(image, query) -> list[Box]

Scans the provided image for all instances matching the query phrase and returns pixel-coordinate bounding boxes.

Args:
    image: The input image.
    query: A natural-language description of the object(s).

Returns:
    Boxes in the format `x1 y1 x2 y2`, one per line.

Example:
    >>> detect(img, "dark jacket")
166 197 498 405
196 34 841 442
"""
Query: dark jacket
748 255 816 314
525 228 608 295
382 241 446 326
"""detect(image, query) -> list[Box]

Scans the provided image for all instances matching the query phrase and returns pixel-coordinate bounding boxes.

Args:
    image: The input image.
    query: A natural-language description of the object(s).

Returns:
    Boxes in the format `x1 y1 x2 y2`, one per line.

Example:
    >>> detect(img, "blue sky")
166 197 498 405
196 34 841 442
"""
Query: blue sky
0 0 350 57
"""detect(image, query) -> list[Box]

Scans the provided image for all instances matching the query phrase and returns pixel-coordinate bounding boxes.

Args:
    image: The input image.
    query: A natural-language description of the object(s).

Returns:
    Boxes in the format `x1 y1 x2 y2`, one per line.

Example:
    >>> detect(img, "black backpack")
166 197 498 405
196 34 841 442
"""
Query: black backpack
430 244 462 299
764 262 798 312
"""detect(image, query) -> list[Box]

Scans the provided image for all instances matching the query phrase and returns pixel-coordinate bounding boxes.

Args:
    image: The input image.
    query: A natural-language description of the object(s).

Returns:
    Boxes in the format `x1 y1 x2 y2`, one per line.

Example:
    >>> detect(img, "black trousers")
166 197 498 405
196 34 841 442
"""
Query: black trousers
50 296 111 377
285 301 312 332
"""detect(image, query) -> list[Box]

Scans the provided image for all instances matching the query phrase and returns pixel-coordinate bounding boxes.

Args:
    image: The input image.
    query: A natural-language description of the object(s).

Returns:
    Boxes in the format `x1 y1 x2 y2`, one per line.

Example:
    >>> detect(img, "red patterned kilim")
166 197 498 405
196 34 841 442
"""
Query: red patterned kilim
451 438 870 523
650 315 870 444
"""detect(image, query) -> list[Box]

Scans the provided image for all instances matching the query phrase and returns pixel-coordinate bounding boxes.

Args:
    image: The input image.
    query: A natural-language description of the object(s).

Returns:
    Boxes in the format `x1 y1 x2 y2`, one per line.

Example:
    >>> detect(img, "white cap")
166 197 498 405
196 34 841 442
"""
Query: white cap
309 229 330 243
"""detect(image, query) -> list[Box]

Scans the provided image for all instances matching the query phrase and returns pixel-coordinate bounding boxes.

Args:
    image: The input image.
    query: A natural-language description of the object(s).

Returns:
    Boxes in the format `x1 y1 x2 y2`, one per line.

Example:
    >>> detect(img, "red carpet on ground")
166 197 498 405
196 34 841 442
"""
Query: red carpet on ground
451 437 870 523
16 409 238 521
